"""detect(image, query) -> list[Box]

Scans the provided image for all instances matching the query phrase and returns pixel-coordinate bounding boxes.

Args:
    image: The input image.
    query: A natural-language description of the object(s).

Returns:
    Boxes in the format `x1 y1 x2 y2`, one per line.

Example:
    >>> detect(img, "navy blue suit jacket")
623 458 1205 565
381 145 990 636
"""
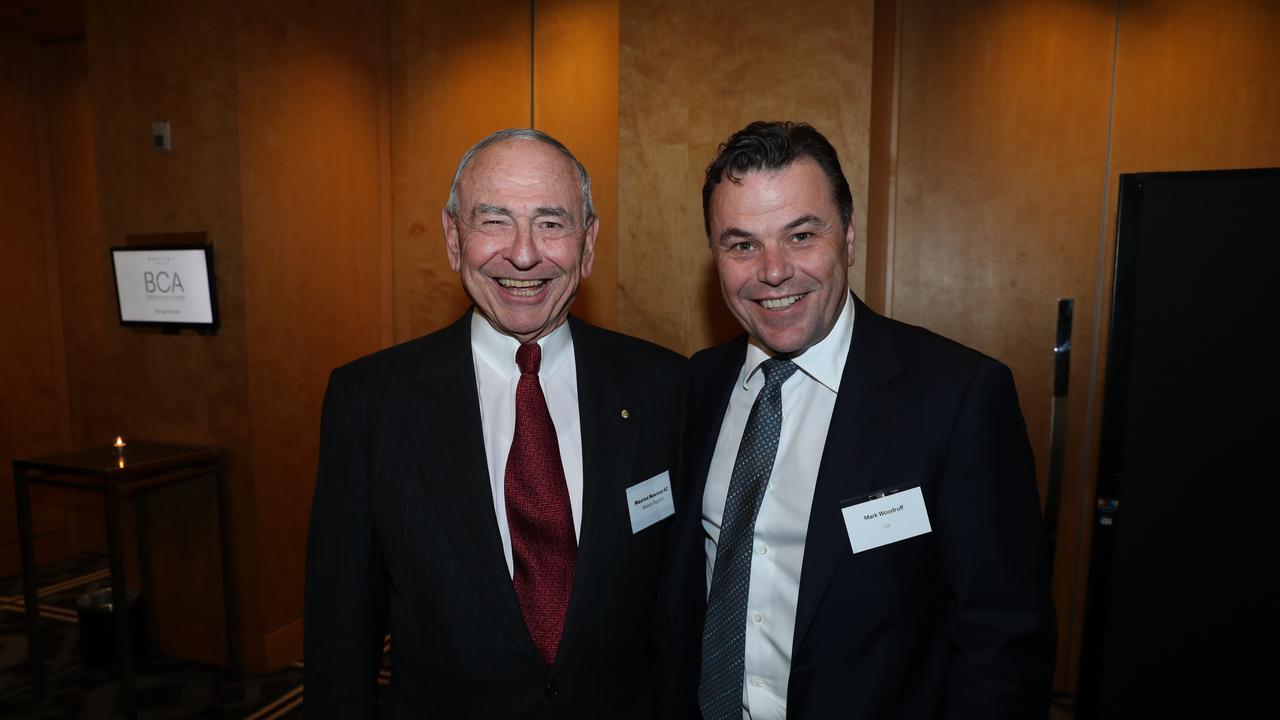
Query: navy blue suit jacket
661 294 1055 718
306 312 687 718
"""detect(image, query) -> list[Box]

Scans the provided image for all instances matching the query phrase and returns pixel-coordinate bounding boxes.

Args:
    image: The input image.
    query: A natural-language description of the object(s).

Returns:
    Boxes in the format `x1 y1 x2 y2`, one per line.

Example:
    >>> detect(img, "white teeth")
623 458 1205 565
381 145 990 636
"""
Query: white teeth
760 294 802 310
498 278 545 288
498 278 546 295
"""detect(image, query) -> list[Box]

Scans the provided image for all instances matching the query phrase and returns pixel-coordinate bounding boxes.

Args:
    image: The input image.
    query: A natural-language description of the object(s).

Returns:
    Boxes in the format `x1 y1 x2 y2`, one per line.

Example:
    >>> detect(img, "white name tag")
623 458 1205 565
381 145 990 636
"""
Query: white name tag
626 471 675 534
841 485 932 554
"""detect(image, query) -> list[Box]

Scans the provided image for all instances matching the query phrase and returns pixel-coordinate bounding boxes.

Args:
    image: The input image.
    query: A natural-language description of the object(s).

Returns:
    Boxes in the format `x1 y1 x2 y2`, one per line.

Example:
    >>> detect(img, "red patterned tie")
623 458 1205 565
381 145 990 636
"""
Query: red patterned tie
505 342 576 666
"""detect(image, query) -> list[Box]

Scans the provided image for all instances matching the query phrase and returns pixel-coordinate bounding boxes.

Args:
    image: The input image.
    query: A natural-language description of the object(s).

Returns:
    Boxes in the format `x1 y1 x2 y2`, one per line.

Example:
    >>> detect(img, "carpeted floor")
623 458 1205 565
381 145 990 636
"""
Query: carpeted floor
0 553 355 718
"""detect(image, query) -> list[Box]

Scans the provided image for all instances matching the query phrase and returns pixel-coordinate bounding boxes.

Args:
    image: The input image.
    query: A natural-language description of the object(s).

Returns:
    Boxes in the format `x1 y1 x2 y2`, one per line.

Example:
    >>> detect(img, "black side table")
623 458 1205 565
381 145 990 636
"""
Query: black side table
12 441 241 719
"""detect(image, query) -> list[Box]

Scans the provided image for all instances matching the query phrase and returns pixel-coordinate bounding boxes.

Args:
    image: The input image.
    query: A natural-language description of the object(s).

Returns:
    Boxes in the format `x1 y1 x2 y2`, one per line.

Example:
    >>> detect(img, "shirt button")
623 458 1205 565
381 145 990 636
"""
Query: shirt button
753 613 763 623
758 544 768 555
752 676 765 688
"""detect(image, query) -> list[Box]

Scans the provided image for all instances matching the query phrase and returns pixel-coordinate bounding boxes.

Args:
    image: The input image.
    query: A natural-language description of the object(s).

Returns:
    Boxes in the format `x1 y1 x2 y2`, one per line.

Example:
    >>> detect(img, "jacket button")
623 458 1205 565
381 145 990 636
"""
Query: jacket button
544 680 559 698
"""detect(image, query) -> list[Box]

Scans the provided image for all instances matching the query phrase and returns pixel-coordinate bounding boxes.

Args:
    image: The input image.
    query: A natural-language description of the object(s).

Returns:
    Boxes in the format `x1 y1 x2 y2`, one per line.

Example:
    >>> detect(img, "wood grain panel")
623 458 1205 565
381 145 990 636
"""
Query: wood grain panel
534 0 619 329
1065 0 1280 691
618 0 874 355
234 0 387 654
0 34 73 575
82 0 254 667
37 39 103 561
390 0 532 343
887 0 1118 692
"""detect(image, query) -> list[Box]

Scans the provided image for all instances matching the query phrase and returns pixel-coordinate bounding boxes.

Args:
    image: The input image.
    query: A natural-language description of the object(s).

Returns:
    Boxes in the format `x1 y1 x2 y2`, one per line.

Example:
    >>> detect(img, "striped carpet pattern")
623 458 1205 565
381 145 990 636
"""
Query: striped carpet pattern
0 553 385 718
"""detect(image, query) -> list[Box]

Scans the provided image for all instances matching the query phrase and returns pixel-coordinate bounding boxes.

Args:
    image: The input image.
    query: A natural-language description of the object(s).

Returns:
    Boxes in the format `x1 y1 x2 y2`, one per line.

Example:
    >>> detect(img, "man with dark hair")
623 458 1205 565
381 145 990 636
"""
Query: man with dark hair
306 128 686 718
661 121 1055 719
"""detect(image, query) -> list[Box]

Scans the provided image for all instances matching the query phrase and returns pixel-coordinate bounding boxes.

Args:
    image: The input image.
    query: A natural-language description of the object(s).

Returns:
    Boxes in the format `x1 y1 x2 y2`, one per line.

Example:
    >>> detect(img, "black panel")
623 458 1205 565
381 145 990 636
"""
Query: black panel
1078 168 1280 718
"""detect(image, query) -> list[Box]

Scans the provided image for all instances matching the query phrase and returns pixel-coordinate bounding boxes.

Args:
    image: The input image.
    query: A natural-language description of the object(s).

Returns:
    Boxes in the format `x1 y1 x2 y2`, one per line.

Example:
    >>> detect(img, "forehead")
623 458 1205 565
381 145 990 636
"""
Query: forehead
709 158 835 228
458 139 581 211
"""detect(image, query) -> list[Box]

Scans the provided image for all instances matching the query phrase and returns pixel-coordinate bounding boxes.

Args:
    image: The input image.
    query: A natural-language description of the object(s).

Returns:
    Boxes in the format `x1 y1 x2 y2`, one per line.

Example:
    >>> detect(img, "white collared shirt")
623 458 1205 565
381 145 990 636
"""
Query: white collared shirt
702 294 855 720
471 313 584 577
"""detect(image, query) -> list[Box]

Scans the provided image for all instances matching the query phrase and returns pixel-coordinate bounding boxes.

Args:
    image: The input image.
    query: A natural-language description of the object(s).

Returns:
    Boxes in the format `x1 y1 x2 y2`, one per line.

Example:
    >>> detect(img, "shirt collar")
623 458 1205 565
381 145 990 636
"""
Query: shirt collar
743 292 855 394
470 311 573 380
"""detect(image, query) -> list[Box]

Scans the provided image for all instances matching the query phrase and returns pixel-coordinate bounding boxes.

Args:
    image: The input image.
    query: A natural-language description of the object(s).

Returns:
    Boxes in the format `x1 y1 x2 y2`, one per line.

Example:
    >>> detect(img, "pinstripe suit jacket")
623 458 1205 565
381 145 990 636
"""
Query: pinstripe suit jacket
305 311 687 718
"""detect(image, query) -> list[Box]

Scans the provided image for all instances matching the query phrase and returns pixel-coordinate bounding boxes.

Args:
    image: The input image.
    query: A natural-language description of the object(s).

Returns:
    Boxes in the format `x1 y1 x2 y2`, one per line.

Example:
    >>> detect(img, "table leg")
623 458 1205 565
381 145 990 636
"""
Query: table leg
136 490 155 656
105 479 137 719
214 456 242 675
13 464 45 701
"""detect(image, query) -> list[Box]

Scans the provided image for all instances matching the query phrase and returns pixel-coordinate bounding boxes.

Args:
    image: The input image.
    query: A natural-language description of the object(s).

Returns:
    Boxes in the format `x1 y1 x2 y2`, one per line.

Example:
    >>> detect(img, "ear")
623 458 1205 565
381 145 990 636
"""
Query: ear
844 207 857 268
443 208 462 273
579 216 599 279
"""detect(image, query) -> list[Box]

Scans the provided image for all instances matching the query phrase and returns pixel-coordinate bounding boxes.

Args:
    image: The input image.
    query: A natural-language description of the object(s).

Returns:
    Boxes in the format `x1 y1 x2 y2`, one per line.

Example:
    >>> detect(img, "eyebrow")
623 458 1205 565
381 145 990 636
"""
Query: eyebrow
716 214 825 244
785 214 824 230
471 203 512 220
535 206 571 220
470 204 572 222
717 227 756 244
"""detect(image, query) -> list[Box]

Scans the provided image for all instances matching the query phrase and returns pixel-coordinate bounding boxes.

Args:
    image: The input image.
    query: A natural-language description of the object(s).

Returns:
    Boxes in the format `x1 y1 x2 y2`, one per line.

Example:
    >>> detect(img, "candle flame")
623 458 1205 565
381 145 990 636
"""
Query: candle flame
117 456 125 469
113 435 126 450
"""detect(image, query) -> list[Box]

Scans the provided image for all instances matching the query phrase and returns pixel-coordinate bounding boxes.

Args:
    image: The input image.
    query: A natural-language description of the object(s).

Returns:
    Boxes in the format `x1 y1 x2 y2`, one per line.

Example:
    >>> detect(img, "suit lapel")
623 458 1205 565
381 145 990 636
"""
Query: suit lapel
407 312 540 663
792 296 903 653
552 317 641 669
681 338 746 615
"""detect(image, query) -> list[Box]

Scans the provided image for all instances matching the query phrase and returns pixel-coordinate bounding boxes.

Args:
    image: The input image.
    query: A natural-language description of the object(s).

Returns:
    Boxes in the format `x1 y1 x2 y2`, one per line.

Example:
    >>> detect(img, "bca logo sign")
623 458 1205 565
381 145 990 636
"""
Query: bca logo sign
144 271 185 295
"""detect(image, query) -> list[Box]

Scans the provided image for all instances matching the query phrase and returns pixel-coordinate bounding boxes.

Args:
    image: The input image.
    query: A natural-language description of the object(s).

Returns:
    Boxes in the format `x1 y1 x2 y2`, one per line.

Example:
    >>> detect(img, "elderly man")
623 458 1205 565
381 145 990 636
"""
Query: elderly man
662 121 1055 719
306 129 686 718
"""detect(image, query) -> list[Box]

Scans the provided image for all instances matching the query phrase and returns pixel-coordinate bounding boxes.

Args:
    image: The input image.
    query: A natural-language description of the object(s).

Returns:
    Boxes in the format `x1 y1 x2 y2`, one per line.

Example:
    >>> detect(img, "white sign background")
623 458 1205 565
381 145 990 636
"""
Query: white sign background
112 248 215 324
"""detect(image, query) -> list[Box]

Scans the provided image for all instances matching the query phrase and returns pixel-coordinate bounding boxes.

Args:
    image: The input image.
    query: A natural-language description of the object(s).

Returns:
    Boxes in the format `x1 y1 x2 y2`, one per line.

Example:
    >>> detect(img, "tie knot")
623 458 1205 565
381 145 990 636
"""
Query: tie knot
516 343 541 375
760 357 799 389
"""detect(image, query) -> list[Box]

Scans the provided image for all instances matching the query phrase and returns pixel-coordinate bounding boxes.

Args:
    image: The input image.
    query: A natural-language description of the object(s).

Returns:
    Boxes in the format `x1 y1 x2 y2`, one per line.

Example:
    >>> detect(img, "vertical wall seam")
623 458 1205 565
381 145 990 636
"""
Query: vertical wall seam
883 0 904 318
1065 0 1124 683
29 39 74 449
530 0 536 128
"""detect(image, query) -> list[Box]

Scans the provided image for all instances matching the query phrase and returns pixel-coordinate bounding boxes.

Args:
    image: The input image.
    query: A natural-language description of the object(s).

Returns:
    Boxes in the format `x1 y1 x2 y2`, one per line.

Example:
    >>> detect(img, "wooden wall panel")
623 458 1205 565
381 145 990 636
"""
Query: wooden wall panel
886 1 1117 692
0 33 72 576
82 0 255 667
534 0 619 329
390 0 532 343
234 0 388 667
37 40 109 560
617 0 874 355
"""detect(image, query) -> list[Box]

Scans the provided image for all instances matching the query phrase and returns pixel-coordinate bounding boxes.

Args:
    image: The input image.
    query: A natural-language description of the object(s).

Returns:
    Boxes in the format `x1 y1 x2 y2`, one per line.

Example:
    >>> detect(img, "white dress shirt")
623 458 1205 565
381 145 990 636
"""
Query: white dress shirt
702 294 855 720
471 313 584 577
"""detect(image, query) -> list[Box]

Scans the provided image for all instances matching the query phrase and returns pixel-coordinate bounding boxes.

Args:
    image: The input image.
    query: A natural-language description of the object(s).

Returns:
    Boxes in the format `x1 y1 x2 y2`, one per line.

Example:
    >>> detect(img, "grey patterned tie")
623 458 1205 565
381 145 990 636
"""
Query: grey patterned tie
699 357 800 720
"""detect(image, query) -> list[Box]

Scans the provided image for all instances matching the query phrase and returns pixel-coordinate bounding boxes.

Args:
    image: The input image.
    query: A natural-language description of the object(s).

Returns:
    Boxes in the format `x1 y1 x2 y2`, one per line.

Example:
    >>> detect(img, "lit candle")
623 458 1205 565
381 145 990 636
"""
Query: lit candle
113 435 127 452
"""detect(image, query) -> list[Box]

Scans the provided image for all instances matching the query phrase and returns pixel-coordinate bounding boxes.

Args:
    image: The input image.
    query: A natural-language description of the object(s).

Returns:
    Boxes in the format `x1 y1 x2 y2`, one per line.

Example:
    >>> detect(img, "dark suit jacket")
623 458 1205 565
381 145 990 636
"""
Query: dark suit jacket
306 312 687 719
661 294 1056 719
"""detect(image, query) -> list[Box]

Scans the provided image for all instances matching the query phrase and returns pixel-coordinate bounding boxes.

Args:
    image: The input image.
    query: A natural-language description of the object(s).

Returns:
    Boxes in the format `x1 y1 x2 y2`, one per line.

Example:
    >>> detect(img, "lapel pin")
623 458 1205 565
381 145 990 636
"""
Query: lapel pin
620 409 631 419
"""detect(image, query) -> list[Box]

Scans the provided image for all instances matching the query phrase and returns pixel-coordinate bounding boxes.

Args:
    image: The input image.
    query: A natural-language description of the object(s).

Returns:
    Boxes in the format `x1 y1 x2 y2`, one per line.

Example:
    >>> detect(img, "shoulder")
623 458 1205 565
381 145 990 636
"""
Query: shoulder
328 315 468 392
689 335 747 382
569 316 688 378
859 307 1018 406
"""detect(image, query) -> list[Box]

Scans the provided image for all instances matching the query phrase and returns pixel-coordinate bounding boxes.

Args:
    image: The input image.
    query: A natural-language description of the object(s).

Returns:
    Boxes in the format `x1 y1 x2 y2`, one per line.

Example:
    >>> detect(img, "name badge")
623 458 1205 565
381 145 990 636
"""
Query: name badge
626 471 675 534
840 485 931 554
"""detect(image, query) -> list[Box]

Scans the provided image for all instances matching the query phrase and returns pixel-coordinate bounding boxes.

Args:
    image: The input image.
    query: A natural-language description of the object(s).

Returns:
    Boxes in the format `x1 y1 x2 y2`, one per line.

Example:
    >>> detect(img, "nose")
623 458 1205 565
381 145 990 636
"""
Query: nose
507 219 540 270
757 242 794 287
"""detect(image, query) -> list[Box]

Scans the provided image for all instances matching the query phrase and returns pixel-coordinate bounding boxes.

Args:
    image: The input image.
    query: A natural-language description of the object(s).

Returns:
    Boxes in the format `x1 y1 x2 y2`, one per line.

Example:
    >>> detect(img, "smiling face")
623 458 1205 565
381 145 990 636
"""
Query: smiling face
443 138 598 344
708 158 854 356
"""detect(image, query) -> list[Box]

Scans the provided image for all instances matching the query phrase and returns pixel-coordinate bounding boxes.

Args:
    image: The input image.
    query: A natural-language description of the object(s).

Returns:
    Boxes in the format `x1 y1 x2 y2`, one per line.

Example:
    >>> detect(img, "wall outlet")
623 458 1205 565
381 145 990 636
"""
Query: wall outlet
151 121 170 152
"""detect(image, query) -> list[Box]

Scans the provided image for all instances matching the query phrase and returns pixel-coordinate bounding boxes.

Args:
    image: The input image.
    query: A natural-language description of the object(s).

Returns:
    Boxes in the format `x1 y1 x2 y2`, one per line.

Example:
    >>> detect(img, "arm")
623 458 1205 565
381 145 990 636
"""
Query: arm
935 363 1056 718
304 369 389 717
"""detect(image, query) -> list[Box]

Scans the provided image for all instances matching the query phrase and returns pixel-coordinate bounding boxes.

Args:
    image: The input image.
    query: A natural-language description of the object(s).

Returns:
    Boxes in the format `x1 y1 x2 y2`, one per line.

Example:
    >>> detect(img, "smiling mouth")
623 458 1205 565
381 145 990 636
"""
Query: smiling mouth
496 278 548 296
757 294 805 310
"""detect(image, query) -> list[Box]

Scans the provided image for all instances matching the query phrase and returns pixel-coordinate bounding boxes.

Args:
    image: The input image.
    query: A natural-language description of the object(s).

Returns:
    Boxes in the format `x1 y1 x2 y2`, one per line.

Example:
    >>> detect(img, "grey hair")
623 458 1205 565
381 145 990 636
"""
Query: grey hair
445 128 596 226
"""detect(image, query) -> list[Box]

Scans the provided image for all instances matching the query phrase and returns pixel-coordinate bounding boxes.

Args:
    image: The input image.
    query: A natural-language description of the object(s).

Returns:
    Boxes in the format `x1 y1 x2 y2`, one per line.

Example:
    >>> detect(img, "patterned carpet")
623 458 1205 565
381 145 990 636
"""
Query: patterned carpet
0 553 367 719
